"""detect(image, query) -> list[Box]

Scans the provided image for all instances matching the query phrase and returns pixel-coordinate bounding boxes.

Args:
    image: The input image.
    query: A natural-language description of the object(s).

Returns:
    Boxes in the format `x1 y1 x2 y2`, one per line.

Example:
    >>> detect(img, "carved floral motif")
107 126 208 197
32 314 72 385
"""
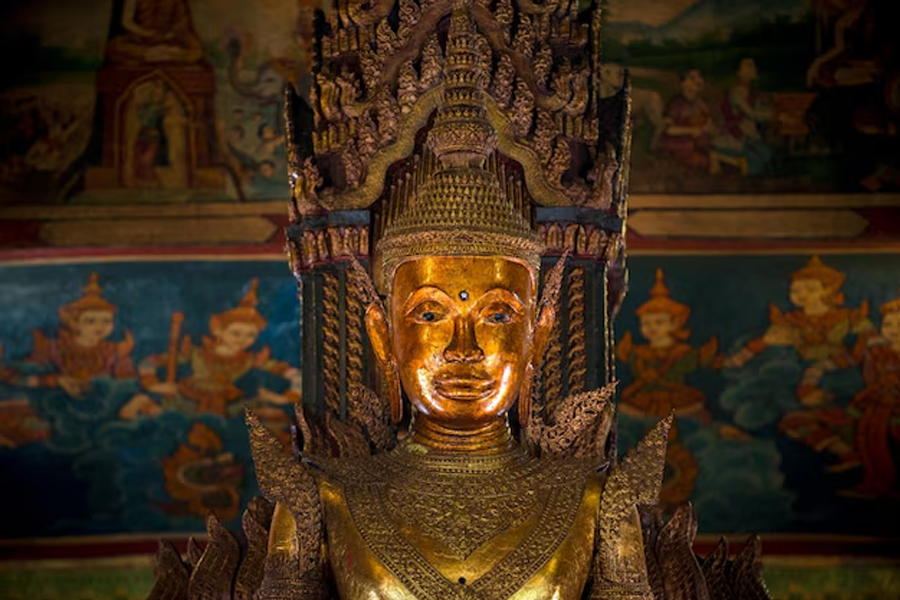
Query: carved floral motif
291 0 629 216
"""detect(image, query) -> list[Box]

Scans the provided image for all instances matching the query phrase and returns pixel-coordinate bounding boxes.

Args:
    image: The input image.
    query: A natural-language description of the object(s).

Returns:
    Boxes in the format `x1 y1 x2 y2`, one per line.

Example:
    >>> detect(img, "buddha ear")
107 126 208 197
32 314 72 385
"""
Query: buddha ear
365 304 403 425
365 304 392 367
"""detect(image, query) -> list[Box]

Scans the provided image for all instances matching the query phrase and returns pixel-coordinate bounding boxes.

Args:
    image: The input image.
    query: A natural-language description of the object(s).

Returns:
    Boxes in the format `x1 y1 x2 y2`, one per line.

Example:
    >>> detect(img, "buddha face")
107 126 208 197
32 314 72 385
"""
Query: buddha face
381 256 536 428
789 278 828 308
73 309 115 346
639 311 676 344
215 322 260 353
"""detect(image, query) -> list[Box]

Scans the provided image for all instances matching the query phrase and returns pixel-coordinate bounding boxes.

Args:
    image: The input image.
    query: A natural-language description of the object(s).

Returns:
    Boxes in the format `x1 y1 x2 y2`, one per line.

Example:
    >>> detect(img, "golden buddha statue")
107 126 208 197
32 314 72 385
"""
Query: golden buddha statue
146 2 770 599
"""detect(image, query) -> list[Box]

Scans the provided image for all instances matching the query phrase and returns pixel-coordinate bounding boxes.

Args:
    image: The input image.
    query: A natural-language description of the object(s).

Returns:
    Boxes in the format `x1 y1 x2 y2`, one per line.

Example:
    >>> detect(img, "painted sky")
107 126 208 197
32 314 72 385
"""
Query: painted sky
604 0 811 44
604 0 701 26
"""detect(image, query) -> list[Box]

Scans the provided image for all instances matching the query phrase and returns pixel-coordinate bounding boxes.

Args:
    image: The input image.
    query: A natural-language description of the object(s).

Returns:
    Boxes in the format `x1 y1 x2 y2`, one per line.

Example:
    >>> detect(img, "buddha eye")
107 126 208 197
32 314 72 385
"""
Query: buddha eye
482 303 516 325
410 301 448 324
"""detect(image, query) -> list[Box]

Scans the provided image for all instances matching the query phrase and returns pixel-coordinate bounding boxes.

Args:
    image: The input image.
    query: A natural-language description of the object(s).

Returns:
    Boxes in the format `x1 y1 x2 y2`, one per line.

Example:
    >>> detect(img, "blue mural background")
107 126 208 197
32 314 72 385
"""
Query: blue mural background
617 253 900 536
0 260 300 538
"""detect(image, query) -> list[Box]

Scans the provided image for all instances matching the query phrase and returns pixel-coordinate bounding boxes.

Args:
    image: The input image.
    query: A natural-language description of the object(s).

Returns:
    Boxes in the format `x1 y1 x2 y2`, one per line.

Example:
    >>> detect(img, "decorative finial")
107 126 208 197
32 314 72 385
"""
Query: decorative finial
240 279 260 309
84 273 104 298
376 2 543 290
649 268 670 298
425 0 497 169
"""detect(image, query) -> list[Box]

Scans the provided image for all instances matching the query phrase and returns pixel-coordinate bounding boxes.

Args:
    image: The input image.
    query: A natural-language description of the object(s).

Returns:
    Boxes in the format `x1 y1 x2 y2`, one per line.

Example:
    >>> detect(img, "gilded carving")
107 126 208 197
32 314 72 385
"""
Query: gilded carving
398 59 419 113
567 266 588 395
293 226 370 269
420 35 444 89
511 77 535 137
322 271 341 415
492 53 515 108
495 0 513 44
287 0 629 215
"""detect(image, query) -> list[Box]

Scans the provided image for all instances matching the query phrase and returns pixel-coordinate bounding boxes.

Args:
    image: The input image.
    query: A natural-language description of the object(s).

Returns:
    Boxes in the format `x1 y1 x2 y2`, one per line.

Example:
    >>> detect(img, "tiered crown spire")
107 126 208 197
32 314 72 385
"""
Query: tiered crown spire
425 0 496 169
377 1 542 287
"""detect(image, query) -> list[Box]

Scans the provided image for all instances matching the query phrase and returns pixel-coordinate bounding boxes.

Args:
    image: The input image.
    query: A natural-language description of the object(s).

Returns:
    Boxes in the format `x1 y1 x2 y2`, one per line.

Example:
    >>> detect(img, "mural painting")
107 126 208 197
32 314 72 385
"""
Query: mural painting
1 253 898 541
616 269 748 510
0 0 320 205
600 0 900 194
0 260 300 538
616 253 900 535
4 0 897 204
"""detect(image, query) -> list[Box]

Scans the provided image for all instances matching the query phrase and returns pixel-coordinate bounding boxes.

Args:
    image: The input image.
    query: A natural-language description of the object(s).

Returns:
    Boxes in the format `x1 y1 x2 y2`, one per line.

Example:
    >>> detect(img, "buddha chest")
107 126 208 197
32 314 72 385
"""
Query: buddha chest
316 446 602 600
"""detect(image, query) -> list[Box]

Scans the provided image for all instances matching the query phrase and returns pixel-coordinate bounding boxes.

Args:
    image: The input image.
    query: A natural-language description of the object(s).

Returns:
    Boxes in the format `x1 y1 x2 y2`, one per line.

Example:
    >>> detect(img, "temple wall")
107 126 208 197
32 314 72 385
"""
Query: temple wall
0 0 898 598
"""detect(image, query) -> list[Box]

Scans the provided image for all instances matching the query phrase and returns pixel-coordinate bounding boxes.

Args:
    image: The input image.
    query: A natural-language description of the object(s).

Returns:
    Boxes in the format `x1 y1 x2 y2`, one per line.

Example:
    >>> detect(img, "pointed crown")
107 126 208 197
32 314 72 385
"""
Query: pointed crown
791 255 845 306
211 279 267 331
791 256 845 288
59 273 117 326
376 1 543 289
636 269 691 329
880 290 900 315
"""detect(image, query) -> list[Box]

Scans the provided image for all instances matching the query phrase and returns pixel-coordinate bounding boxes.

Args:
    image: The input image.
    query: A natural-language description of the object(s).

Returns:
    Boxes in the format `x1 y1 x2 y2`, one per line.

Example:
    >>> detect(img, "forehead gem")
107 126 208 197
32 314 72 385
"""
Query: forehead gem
459 291 469 301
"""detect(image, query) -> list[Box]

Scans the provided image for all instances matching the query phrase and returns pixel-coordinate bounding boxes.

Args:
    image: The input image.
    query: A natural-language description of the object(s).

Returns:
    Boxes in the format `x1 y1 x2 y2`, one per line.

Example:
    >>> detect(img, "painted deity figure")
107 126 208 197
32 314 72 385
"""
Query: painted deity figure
105 0 204 64
617 269 719 421
781 292 900 496
22 274 136 398
658 69 714 170
125 279 300 425
131 80 169 186
616 269 724 508
727 256 875 405
0 345 50 448
162 422 246 520
123 79 190 190
711 58 774 176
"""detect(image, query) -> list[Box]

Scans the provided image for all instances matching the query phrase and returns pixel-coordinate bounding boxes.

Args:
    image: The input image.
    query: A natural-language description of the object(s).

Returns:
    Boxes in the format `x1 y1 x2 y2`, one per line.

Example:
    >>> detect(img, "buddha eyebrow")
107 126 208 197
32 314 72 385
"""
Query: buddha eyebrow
475 288 526 314
402 286 454 315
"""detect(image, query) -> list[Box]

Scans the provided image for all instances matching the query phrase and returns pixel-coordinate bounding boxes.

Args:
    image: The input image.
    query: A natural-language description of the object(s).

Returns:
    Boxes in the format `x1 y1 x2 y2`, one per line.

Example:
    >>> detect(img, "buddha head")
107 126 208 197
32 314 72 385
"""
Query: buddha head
363 3 559 442
364 146 558 439
58 274 117 347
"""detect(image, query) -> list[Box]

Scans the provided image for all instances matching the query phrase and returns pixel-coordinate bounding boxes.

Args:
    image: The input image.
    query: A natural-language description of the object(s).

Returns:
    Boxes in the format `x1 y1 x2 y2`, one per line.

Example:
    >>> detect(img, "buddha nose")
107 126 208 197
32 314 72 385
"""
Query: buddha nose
444 316 484 363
